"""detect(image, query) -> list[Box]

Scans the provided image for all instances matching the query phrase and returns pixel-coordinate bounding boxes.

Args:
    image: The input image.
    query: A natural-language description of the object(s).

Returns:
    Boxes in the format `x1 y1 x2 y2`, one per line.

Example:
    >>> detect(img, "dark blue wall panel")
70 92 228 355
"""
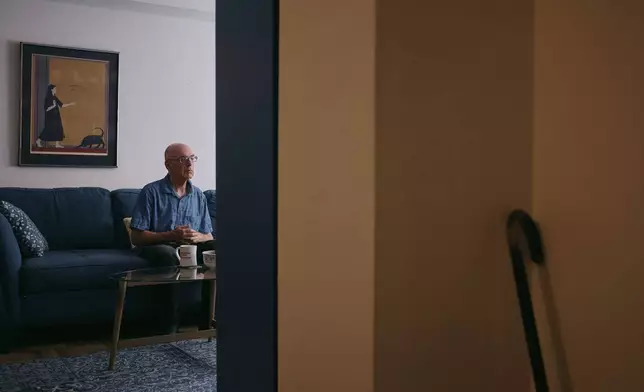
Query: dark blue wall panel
216 1 278 392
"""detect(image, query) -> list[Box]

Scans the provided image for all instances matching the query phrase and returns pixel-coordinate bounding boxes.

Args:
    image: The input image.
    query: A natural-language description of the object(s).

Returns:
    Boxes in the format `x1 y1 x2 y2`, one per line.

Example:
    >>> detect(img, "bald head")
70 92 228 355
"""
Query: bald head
164 143 193 160
164 143 196 182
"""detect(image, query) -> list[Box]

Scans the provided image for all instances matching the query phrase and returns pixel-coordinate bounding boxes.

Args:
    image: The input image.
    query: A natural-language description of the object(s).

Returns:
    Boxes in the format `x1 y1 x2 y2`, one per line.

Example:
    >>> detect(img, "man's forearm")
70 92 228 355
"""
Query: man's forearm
131 229 173 247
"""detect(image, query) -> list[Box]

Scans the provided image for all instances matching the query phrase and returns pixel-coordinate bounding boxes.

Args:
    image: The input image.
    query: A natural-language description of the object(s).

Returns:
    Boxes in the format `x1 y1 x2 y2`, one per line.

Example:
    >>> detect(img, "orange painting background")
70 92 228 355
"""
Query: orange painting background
40 57 108 147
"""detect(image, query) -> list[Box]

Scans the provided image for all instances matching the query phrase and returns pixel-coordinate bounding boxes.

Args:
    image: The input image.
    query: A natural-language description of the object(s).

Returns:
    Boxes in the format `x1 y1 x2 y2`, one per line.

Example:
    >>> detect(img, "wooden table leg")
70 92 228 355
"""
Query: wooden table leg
109 279 127 370
208 281 216 342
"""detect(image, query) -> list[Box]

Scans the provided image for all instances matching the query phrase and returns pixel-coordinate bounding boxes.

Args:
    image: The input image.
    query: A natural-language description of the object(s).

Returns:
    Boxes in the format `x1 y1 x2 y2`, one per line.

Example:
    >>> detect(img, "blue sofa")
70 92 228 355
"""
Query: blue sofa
0 187 217 350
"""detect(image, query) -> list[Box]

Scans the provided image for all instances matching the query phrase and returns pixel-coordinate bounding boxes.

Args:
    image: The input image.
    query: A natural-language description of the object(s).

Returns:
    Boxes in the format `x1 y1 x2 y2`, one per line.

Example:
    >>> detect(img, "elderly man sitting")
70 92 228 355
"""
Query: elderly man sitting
130 143 216 333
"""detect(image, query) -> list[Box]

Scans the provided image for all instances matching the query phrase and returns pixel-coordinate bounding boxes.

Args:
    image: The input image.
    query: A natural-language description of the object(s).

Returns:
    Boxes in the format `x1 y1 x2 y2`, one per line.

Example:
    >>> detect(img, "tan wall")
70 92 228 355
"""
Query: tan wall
279 0 535 391
278 1 376 391
280 0 644 390
534 1 644 391
374 1 534 391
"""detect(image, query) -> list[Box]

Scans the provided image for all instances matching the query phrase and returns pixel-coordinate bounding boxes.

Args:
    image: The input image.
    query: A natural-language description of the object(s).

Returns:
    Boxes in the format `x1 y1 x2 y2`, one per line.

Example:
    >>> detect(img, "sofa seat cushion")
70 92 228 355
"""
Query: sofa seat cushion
21 249 150 294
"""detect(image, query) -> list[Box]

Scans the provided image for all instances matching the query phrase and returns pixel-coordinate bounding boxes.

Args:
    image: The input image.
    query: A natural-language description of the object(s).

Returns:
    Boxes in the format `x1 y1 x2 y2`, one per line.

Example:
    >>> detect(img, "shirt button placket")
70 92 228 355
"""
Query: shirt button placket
178 197 183 226
173 198 179 229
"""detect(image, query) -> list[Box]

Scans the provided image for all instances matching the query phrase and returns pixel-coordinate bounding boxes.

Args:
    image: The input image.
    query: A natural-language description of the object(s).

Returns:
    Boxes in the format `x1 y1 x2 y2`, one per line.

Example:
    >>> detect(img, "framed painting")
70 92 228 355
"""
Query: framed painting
19 43 119 167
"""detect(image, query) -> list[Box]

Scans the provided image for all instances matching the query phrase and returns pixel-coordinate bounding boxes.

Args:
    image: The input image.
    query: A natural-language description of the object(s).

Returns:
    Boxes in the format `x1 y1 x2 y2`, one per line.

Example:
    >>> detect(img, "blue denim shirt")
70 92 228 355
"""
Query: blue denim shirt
130 175 213 234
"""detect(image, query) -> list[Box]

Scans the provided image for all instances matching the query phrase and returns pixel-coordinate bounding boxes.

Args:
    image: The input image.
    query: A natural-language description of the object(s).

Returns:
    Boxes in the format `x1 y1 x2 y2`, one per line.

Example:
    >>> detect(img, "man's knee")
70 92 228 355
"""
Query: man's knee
194 240 216 265
199 240 216 251
137 244 178 266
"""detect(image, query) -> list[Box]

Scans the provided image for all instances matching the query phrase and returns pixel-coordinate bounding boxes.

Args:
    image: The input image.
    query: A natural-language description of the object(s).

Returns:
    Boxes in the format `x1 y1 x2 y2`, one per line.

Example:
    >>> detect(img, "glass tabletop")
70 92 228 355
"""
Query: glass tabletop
112 265 216 283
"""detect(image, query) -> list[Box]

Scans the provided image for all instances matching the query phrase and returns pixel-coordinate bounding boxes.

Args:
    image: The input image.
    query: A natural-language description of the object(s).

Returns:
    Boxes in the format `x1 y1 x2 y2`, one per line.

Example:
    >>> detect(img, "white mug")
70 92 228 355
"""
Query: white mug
203 250 216 271
175 244 197 267
180 268 198 279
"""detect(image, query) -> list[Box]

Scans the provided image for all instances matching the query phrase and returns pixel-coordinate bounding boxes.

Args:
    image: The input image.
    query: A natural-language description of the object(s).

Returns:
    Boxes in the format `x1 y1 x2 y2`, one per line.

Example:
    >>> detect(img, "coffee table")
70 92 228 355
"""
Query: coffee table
108 265 216 370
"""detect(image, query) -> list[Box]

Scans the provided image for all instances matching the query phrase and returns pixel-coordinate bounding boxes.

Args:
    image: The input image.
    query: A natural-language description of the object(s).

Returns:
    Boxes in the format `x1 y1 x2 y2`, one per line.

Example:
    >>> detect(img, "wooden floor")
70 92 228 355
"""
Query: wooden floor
0 340 110 365
0 326 213 365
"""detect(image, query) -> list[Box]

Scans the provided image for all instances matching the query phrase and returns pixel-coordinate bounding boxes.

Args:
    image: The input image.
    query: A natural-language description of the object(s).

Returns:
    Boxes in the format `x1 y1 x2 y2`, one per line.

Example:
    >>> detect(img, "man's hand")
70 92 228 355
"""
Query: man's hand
189 232 208 243
131 226 212 247
170 225 193 242
170 225 209 244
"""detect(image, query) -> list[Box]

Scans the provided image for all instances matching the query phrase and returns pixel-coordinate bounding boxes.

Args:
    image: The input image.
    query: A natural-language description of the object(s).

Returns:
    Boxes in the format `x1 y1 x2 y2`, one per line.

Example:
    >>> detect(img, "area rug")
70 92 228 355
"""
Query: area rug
0 340 216 392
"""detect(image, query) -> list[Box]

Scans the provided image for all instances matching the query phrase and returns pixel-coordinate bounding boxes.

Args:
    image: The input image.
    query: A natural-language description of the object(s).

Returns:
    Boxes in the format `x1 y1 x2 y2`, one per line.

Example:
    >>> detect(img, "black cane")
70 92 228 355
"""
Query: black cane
506 209 549 392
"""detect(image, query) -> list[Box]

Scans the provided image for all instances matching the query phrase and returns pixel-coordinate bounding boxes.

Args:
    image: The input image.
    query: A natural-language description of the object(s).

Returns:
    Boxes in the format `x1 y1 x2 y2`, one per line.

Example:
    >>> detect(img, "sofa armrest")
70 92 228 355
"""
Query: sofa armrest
0 213 21 328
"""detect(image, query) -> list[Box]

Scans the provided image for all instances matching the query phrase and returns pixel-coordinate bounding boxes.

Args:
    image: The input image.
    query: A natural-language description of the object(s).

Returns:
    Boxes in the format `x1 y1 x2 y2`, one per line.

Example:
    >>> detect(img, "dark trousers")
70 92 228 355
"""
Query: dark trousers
136 240 216 331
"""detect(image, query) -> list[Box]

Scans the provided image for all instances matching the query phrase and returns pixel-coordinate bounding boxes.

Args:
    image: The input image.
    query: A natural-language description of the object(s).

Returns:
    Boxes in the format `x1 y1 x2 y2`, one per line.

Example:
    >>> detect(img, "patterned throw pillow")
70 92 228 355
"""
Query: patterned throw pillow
0 200 49 257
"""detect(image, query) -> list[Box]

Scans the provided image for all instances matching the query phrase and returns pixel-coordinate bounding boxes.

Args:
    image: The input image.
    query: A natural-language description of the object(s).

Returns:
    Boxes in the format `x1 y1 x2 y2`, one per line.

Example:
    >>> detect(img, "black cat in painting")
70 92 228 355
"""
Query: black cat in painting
77 127 106 149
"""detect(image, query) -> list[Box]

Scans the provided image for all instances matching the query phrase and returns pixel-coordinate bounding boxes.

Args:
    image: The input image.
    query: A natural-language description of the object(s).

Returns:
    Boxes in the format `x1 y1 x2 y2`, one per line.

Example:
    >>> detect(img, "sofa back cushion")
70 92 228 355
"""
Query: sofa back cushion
204 190 217 237
111 189 141 248
0 188 115 250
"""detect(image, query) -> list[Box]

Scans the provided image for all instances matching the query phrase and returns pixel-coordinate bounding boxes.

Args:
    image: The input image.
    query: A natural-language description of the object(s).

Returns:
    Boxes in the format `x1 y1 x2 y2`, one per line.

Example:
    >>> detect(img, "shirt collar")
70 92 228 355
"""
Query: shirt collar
162 174 193 196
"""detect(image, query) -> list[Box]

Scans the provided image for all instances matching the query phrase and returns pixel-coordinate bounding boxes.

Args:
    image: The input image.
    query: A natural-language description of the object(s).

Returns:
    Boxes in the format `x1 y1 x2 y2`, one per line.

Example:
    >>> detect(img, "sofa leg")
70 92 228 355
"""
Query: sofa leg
0 328 18 353
0 335 10 354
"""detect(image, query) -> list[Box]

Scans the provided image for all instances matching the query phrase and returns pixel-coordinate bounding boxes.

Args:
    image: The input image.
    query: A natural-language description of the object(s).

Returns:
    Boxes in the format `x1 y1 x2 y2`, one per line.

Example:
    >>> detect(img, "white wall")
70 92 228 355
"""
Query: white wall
0 0 216 190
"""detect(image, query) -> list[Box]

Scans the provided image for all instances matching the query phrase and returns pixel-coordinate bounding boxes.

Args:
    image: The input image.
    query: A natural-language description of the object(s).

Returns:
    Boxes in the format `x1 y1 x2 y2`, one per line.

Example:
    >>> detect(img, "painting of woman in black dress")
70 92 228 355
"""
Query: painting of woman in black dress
35 84 76 148
20 43 119 167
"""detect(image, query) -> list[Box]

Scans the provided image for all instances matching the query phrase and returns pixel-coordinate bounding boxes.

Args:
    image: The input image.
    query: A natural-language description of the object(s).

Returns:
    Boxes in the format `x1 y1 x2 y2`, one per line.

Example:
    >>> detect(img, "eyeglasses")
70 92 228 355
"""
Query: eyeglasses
169 155 198 165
